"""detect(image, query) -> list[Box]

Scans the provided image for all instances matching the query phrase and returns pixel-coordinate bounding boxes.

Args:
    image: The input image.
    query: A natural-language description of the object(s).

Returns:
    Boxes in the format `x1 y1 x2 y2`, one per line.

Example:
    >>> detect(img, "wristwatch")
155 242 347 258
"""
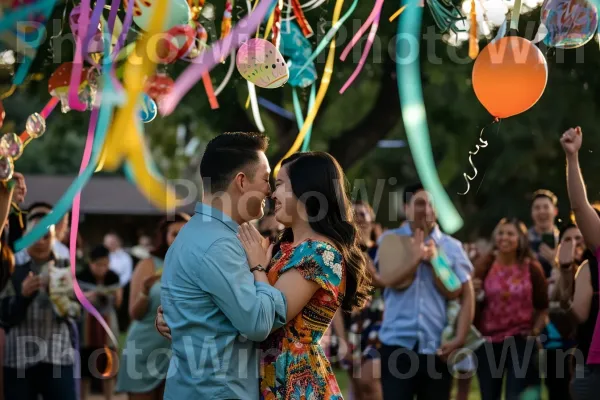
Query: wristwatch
250 265 266 273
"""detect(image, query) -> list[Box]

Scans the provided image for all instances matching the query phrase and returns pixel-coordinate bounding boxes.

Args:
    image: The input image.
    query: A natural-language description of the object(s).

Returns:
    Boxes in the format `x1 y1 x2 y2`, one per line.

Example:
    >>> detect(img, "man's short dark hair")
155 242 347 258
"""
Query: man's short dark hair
200 132 269 193
89 245 110 261
532 189 558 207
403 182 425 204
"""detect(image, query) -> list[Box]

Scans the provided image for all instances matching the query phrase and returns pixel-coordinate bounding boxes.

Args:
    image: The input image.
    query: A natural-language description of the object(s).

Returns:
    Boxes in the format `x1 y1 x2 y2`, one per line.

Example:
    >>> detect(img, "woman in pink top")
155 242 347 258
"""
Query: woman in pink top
473 218 548 400
561 127 600 398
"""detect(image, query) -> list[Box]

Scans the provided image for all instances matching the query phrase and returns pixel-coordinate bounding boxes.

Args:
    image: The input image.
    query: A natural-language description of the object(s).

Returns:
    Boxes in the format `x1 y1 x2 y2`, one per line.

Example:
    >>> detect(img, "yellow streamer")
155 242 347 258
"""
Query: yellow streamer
389 5 406 22
273 0 345 177
100 0 178 209
468 0 479 59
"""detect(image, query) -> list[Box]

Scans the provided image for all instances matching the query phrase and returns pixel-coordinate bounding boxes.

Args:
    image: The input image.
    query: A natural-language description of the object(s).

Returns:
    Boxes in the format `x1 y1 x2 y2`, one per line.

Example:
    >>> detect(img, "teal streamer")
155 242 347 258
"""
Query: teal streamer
292 0 360 81
292 84 317 152
302 84 316 152
2 0 58 85
396 0 463 234
14 22 117 252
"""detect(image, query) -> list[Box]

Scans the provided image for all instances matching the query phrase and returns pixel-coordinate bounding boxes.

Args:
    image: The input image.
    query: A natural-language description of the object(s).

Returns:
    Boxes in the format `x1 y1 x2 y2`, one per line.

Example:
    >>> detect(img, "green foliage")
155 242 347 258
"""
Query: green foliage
2 2 600 240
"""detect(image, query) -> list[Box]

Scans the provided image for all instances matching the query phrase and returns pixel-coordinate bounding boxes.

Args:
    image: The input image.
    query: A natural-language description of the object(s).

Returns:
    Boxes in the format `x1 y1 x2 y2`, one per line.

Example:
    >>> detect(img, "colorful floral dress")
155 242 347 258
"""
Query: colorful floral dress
260 239 345 400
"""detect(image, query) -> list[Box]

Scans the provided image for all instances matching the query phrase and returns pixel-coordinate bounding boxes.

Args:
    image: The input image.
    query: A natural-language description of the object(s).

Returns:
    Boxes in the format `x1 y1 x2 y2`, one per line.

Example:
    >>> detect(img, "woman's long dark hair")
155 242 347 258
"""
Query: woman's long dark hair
150 213 190 259
276 152 372 312
491 217 535 263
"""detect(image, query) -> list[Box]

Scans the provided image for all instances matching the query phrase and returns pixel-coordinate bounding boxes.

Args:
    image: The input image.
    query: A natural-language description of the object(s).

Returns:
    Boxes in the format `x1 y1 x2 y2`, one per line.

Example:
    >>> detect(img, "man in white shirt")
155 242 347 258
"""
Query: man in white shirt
103 232 133 287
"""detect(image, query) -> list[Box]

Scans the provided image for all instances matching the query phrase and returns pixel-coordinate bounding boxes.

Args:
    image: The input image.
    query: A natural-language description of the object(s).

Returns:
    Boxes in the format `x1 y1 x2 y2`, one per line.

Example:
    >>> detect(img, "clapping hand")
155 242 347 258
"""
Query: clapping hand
539 243 557 264
238 223 274 269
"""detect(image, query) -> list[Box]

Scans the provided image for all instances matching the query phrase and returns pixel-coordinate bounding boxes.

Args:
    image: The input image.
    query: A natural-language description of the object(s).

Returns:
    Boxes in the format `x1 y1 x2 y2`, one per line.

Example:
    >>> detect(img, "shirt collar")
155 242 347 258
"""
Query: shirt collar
195 202 239 233
397 222 443 243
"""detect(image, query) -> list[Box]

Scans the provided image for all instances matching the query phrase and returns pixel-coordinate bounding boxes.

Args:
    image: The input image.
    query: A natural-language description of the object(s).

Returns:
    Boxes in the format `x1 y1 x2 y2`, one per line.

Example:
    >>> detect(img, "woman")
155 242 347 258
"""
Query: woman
560 126 600 398
238 152 372 399
473 218 548 400
116 213 189 400
331 200 383 400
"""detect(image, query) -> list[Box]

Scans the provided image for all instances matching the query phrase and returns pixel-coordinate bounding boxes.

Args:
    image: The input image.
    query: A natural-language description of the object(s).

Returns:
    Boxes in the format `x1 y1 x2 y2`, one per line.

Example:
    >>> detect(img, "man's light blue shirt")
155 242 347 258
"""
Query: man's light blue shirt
161 203 287 400
376 223 473 354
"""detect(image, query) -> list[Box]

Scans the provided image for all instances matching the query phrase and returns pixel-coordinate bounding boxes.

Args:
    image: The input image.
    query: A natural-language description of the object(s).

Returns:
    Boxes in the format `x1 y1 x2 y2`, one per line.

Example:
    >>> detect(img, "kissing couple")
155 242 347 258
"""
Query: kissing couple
156 132 372 400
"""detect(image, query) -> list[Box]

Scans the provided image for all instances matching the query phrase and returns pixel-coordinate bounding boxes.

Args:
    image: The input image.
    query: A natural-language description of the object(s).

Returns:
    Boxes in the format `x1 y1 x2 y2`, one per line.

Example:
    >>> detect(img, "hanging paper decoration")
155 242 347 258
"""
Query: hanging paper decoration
123 0 191 32
237 38 289 88
271 0 284 47
0 157 13 181
472 37 548 119
145 72 175 102
48 62 89 113
280 21 317 88
188 0 206 20
156 24 196 64
426 0 466 33
540 0 598 49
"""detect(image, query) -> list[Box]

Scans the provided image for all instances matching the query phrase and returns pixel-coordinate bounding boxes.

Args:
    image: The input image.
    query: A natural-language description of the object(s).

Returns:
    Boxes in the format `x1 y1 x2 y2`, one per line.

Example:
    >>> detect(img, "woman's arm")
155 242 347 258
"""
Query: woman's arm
571 261 594 324
561 128 600 250
273 269 320 322
128 258 157 320
114 287 123 309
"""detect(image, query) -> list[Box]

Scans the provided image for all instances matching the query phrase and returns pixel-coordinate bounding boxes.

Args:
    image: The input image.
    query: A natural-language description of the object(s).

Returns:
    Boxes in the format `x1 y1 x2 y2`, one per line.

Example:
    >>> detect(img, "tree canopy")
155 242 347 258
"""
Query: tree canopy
2 1 600 240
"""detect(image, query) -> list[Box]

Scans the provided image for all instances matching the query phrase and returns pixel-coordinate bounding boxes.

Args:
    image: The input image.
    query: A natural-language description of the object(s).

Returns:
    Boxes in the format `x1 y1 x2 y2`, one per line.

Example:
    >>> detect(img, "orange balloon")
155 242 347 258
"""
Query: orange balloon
472 37 548 119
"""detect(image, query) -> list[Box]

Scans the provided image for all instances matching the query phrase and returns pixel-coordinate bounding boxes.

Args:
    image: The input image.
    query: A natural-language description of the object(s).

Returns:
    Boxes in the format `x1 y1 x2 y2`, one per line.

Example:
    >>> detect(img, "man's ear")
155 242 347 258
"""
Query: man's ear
232 172 247 192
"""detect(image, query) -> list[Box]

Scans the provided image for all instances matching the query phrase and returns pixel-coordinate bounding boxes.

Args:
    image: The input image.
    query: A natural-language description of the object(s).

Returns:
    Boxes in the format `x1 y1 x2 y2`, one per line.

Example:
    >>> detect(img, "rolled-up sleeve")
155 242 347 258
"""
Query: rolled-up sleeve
198 238 287 342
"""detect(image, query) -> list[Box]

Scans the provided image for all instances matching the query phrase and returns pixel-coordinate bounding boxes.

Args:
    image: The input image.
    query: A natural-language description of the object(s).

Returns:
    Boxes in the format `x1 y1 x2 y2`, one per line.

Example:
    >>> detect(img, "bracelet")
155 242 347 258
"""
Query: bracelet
250 265 266 273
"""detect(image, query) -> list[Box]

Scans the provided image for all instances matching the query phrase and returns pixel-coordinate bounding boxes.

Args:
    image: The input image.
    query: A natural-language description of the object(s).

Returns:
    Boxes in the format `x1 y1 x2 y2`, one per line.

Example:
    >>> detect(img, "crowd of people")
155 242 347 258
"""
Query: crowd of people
0 128 598 400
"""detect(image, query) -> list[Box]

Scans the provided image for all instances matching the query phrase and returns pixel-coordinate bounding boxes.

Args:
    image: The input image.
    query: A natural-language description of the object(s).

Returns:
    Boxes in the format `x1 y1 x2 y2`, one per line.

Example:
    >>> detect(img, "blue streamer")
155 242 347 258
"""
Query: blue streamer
396 0 463 233
257 97 295 120
292 85 317 152
14 20 117 251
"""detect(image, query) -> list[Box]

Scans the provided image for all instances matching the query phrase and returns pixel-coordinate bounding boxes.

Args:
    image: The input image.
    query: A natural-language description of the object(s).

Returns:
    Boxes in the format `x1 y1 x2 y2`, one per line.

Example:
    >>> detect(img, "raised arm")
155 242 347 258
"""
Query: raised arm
561 127 600 250
202 239 287 342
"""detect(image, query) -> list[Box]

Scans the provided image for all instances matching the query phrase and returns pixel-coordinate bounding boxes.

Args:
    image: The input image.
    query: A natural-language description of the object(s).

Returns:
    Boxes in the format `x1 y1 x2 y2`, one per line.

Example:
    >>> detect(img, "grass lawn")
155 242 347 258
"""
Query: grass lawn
333 368 550 399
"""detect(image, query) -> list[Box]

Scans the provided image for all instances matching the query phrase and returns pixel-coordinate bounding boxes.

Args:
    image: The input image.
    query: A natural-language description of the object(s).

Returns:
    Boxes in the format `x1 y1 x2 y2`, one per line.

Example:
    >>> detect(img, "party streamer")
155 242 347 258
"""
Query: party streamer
510 0 523 31
458 124 492 195
214 51 236 96
292 0 359 80
389 5 407 22
2 0 58 85
160 0 278 115
340 0 384 61
257 97 295 120
271 0 284 48
67 0 92 111
100 0 179 210
291 0 313 37
468 0 478 59
396 0 463 233
274 0 346 176
82 0 106 67
291 84 317 151
247 81 265 132
339 0 383 93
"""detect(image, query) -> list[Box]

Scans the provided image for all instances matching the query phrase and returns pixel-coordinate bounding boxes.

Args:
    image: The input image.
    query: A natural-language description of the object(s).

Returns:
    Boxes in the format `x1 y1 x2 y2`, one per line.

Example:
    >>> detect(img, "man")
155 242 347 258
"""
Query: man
159 132 287 400
103 232 133 287
256 211 284 242
376 183 475 400
0 211 79 400
24 202 70 260
528 189 560 278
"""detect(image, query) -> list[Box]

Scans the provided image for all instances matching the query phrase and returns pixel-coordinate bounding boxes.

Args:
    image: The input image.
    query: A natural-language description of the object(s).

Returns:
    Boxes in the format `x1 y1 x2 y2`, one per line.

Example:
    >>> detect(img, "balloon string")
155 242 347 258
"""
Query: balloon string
339 0 382 93
274 0 346 176
458 118 500 195
340 0 384 62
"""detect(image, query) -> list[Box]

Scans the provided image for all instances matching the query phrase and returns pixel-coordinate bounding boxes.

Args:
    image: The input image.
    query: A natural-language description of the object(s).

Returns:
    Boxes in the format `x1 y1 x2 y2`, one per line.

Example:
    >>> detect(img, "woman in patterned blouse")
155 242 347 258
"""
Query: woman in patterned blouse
238 152 373 400
473 218 549 400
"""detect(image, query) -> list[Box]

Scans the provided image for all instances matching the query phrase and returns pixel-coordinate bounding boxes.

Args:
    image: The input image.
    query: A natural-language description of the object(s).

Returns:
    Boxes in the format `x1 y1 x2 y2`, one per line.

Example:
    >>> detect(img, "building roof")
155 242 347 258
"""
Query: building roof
23 175 196 215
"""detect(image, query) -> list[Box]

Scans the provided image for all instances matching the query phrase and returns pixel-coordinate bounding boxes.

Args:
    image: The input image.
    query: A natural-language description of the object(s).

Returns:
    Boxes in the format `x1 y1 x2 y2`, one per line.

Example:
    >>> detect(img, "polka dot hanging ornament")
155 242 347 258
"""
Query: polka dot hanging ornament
236 38 289 89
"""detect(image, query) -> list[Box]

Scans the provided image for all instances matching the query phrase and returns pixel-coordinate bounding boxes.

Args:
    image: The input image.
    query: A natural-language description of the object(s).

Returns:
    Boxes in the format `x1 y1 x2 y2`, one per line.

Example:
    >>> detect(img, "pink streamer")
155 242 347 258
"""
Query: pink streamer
69 108 118 348
339 0 384 62
160 0 276 116
339 4 382 93
40 97 59 118
68 0 91 111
